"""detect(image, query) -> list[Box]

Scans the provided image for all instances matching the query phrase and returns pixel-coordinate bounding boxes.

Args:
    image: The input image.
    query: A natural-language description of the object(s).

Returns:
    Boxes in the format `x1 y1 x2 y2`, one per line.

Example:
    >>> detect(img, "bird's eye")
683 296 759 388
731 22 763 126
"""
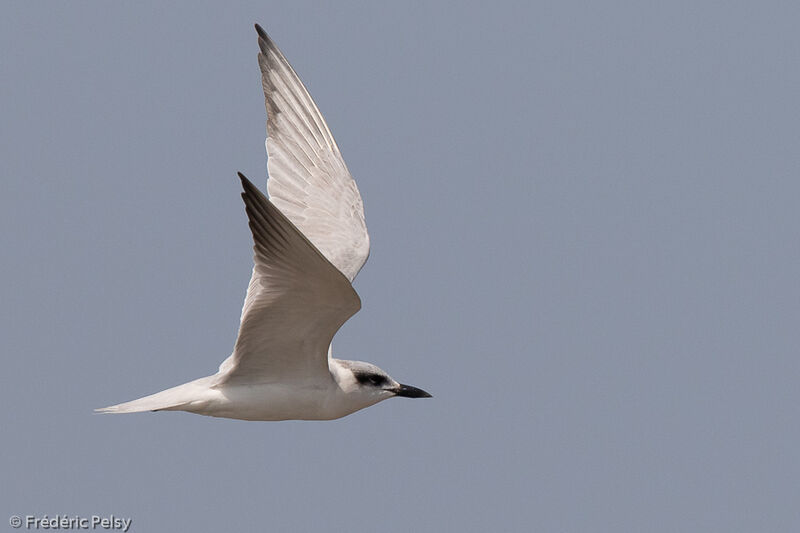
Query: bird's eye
370 375 384 386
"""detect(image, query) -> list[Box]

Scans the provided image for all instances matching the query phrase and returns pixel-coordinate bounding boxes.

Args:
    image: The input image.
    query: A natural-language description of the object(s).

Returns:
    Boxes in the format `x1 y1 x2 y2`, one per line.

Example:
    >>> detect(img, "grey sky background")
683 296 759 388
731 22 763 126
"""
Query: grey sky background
2 2 799 531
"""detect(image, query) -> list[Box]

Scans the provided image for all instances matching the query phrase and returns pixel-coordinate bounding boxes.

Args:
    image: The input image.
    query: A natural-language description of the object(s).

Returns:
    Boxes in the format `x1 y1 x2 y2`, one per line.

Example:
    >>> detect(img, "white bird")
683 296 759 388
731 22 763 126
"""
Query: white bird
96 24 431 421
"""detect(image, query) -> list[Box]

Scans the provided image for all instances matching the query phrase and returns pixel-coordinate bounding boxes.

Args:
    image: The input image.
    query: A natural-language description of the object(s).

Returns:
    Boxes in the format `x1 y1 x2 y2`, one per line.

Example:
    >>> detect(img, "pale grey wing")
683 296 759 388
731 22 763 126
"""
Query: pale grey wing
256 24 369 282
216 173 361 385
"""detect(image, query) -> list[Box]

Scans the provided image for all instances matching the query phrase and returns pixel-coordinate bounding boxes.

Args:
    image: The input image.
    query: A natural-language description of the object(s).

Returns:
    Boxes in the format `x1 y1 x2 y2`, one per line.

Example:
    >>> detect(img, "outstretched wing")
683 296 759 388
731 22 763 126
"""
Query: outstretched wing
256 24 370 282
217 174 361 385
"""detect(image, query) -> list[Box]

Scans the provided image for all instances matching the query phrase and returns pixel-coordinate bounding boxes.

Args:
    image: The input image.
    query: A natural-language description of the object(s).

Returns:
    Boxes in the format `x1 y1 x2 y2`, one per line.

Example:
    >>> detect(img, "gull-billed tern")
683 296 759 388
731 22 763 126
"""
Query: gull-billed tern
96 24 431 421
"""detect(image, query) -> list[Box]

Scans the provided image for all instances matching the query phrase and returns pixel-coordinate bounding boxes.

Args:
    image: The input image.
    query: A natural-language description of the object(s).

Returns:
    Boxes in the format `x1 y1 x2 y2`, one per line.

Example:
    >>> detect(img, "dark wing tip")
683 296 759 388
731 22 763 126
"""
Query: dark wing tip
238 171 255 189
238 172 280 246
254 23 274 55
237 172 250 192
238 172 267 202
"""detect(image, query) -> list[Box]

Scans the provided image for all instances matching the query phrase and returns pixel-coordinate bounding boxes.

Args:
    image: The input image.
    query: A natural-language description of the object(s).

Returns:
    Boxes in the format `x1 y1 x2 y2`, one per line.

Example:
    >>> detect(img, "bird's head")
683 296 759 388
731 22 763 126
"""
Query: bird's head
334 360 432 405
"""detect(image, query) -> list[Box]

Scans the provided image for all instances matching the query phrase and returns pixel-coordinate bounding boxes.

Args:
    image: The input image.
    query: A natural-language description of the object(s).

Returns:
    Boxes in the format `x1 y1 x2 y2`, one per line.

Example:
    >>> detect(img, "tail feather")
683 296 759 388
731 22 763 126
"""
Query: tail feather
95 377 212 414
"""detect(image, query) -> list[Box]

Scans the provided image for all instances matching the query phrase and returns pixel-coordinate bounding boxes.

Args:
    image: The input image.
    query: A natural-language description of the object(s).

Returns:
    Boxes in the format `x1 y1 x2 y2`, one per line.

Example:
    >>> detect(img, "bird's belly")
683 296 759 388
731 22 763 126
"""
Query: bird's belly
188 382 346 421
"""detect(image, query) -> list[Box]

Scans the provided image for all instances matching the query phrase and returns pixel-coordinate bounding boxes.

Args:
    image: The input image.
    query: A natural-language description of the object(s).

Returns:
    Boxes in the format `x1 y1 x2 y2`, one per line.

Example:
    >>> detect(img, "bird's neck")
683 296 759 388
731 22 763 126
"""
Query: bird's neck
328 358 359 393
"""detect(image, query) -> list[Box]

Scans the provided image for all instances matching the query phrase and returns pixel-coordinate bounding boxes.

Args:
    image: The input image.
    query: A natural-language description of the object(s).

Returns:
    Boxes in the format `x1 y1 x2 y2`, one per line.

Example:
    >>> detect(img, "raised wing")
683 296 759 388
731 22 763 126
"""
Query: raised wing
255 24 370 282
217 173 361 384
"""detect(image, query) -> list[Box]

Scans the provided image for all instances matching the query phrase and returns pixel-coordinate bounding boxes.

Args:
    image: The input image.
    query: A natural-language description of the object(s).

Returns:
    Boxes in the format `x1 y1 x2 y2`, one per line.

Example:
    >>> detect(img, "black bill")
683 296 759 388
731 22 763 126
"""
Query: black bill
395 384 432 398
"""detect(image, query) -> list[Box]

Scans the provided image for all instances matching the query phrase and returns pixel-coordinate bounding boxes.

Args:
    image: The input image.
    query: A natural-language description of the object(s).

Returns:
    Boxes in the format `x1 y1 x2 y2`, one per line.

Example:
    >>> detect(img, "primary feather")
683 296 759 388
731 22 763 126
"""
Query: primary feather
256 24 370 282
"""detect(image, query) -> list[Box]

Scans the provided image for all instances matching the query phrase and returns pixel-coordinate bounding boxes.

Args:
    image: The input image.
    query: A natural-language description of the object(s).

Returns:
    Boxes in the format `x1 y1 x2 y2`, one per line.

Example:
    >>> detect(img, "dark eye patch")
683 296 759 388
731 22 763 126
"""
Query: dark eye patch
356 372 387 387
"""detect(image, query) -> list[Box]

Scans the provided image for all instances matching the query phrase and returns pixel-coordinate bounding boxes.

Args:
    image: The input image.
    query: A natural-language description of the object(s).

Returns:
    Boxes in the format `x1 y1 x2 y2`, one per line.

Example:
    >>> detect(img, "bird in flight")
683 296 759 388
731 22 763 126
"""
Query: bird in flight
96 24 431 421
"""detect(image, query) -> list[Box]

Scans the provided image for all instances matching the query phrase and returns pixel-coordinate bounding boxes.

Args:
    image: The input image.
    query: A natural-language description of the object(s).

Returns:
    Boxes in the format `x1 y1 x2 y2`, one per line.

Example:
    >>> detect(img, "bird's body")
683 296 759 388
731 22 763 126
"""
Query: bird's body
96 24 430 421
104 359 386 421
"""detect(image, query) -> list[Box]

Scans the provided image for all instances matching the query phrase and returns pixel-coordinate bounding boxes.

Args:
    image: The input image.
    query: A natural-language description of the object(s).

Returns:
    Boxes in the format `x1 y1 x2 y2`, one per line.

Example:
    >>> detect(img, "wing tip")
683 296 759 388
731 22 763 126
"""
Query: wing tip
237 172 271 222
238 173 266 213
254 23 267 40
238 171 260 193
254 23 275 56
239 171 269 196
